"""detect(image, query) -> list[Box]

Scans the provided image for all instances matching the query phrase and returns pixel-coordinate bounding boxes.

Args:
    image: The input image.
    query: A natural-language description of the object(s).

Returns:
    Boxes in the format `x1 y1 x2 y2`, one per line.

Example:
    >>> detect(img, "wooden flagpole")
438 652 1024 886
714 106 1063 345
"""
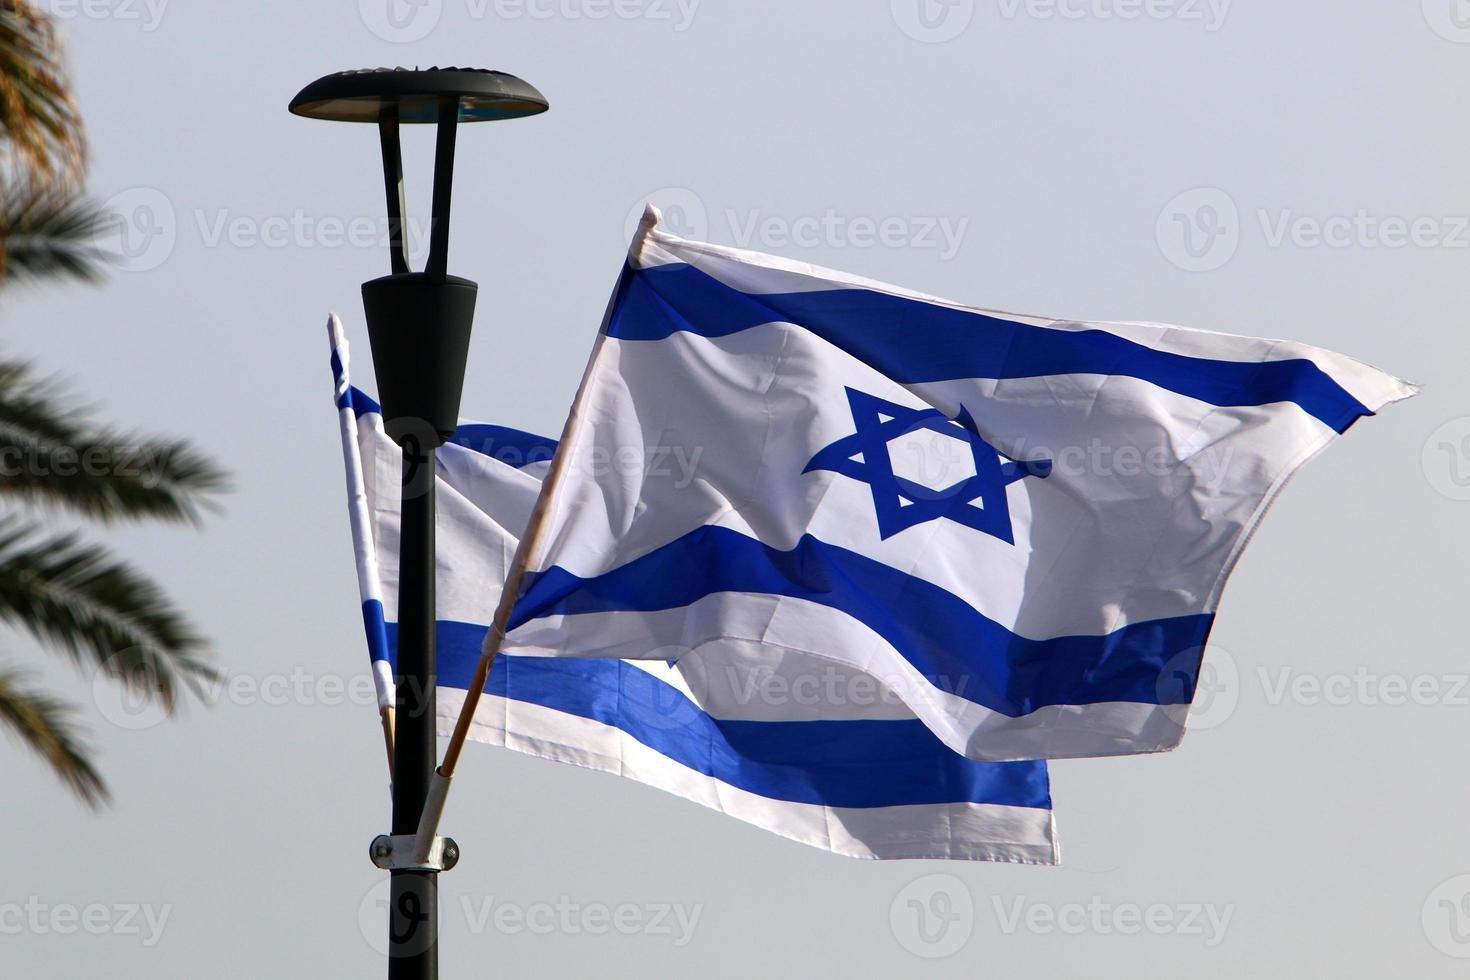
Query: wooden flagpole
379 705 396 779
409 258 637 855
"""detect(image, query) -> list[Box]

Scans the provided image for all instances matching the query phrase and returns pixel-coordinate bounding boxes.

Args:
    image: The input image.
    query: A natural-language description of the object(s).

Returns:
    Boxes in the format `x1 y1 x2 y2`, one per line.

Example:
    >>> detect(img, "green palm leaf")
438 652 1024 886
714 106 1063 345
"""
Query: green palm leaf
0 519 218 710
0 1 85 191
0 189 108 282
0 356 228 524
0 3 224 809
0 668 106 806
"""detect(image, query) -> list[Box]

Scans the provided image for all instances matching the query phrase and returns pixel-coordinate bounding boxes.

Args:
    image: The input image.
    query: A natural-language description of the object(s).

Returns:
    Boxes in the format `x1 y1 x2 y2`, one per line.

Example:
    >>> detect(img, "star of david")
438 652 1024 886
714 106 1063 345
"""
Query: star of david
803 388 1050 543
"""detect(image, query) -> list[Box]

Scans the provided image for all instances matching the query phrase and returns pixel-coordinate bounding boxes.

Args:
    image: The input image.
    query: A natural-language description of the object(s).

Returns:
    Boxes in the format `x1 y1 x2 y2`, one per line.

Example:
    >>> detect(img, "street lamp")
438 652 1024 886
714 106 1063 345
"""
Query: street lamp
289 66 548 980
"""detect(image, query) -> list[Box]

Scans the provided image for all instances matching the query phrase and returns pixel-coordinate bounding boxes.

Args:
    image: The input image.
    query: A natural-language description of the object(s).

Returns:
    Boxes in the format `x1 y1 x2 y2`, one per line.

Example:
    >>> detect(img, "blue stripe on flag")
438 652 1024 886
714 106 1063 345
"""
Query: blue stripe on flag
342 386 558 469
510 526 1211 716
361 599 391 666
337 383 377 414
607 263 1373 433
447 426 558 469
382 619 1052 811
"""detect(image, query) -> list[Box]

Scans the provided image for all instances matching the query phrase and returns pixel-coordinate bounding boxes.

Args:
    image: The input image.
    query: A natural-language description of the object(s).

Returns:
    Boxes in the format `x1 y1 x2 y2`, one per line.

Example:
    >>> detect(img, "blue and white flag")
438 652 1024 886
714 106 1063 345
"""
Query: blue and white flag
499 206 1417 762
330 316 1057 863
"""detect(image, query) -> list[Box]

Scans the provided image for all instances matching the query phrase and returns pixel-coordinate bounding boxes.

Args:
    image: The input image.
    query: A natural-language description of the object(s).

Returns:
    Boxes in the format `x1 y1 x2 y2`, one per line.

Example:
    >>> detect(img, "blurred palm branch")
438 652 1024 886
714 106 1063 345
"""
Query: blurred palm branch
0 1 226 806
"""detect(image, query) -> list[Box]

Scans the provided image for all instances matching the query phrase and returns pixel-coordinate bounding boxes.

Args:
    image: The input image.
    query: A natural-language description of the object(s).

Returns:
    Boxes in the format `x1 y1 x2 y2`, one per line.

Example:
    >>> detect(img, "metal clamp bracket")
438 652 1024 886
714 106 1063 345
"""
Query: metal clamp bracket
369 834 460 873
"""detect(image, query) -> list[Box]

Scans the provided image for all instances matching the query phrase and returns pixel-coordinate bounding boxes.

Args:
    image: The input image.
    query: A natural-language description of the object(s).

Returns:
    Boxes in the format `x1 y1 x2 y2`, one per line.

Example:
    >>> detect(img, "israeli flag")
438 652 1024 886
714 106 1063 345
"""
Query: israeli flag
330 316 1057 863
500 206 1416 762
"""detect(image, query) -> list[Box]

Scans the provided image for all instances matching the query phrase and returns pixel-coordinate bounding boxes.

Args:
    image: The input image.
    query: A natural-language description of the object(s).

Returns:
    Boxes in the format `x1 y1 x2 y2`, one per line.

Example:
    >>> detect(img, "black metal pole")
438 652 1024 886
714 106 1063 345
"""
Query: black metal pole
378 107 411 277
389 106 458 978
425 97 458 283
389 432 438 978
289 66 548 980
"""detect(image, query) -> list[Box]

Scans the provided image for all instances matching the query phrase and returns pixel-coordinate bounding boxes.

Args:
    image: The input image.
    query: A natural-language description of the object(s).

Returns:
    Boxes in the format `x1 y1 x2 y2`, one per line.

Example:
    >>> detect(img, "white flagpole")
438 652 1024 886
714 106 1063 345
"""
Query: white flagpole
329 313 397 783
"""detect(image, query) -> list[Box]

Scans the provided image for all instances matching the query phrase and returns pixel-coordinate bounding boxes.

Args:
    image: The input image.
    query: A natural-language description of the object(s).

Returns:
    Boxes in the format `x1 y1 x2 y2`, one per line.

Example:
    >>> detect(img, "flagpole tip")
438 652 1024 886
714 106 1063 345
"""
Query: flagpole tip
629 203 663 260
638 202 662 235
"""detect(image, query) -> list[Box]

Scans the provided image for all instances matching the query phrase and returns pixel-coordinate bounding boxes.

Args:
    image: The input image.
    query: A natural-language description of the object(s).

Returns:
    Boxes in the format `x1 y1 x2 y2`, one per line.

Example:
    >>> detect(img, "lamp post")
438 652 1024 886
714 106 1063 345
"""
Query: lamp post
289 67 548 980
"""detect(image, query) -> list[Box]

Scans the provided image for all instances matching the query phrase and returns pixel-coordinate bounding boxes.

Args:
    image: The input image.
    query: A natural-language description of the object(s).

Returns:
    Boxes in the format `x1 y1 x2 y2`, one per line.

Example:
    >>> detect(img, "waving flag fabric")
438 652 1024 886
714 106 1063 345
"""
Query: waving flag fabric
330 316 1057 863
500 206 1416 762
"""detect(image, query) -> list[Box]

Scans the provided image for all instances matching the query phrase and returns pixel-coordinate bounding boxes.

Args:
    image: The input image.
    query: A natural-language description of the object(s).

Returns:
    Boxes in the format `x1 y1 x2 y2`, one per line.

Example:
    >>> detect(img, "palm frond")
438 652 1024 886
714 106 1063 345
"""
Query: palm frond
0 357 75 440
0 189 108 283
0 519 217 709
0 2 84 192
0 667 106 805
0 356 228 524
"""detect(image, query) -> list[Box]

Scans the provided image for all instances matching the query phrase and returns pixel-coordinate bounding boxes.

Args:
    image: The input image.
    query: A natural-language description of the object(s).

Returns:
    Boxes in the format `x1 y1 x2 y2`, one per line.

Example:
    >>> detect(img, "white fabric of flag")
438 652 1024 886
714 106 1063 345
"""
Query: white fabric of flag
500 206 1416 762
330 315 1057 863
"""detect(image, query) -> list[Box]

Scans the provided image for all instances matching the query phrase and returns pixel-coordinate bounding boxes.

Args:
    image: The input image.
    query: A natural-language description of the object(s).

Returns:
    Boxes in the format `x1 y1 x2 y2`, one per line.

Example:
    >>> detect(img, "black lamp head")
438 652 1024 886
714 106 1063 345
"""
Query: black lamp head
288 66 548 124
290 68 548 446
